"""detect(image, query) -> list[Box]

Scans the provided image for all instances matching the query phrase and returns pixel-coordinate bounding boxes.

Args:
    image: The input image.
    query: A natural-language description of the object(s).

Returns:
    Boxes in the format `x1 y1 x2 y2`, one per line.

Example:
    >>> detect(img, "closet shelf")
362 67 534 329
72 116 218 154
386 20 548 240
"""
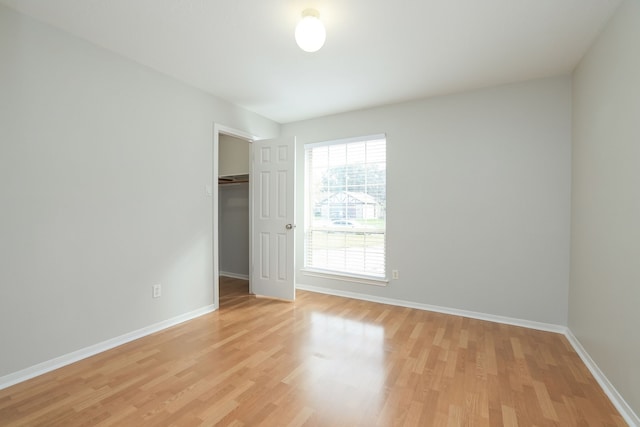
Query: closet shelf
219 174 249 185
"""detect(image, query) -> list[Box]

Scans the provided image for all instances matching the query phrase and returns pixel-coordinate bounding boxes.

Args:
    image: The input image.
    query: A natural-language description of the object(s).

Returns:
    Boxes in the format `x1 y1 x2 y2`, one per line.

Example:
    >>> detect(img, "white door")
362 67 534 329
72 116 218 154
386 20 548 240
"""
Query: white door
251 137 295 300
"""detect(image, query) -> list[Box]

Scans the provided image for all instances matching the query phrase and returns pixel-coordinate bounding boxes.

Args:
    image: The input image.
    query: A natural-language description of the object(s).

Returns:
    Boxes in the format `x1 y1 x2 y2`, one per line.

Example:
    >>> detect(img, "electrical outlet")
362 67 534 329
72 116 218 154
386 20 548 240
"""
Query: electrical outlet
392 270 399 280
152 284 162 298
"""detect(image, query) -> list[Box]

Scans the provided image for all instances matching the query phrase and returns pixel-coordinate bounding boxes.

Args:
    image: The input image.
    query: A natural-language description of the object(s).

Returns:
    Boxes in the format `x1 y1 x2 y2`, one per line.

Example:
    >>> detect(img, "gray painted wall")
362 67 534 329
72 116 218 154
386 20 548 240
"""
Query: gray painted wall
283 76 572 326
571 0 640 416
0 4 277 377
219 134 250 177
219 184 250 277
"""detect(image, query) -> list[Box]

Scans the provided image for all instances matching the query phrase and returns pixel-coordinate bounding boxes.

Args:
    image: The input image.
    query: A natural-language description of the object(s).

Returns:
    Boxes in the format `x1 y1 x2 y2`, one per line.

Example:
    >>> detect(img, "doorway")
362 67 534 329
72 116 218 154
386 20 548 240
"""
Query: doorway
218 134 251 305
213 125 259 309
213 126 297 308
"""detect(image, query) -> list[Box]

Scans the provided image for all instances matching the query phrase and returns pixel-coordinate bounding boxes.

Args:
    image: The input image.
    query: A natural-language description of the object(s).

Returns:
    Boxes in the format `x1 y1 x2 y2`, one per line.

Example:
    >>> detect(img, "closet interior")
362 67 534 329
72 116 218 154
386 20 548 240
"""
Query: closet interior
218 134 250 301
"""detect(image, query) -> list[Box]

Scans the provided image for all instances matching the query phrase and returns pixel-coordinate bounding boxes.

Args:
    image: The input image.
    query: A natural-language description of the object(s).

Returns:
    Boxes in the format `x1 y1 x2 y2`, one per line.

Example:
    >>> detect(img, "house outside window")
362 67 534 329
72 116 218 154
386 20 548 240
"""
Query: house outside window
304 134 386 282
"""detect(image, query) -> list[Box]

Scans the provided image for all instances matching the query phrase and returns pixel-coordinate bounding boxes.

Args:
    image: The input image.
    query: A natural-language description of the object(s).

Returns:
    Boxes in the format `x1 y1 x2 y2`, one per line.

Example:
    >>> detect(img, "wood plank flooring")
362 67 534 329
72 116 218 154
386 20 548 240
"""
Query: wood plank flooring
0 277 626 426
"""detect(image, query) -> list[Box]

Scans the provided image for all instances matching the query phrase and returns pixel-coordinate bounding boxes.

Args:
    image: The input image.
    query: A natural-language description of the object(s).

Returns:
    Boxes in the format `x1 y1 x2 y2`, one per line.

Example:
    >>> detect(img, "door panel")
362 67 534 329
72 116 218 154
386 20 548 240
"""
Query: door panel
251 137 295 300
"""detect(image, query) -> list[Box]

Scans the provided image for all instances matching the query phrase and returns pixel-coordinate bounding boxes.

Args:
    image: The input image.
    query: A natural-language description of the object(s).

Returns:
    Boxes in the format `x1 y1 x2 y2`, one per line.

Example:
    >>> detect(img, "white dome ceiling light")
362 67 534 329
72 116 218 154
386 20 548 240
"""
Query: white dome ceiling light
295 8 326 53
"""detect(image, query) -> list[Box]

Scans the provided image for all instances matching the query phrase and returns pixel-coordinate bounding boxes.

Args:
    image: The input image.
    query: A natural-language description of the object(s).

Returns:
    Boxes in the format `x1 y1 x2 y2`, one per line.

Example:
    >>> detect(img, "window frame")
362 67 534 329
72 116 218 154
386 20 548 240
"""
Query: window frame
302 134 388 286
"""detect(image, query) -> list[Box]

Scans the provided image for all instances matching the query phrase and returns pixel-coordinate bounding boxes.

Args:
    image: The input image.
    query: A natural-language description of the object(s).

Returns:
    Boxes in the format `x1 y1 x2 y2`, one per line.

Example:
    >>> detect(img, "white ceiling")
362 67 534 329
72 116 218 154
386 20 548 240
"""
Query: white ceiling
0 0 622 124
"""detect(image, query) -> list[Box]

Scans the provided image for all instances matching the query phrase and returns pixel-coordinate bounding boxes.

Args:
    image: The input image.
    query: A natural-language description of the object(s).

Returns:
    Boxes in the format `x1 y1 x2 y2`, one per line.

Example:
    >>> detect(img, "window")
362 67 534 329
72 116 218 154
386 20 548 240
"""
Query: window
304 134 386 282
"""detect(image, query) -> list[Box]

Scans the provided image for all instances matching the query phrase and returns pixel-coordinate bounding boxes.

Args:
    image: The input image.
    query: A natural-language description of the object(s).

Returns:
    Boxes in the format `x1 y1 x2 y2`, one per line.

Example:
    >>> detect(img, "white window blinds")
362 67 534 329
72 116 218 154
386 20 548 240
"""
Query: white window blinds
304 135 386 280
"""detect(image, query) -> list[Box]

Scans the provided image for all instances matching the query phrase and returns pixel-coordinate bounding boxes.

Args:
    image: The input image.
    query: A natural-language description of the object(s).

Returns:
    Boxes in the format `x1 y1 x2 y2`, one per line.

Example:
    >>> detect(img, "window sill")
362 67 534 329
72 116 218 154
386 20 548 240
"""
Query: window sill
301 269 389 287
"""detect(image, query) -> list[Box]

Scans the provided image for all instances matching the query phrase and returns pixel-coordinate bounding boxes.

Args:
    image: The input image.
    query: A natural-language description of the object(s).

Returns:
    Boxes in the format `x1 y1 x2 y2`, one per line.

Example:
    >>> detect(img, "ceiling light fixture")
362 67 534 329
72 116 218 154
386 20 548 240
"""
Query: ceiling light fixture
295 8 326 53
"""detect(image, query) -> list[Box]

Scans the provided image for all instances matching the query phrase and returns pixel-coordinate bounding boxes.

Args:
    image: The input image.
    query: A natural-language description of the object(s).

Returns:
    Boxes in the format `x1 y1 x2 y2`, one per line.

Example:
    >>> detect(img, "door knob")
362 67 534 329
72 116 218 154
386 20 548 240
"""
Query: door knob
286 224 295 230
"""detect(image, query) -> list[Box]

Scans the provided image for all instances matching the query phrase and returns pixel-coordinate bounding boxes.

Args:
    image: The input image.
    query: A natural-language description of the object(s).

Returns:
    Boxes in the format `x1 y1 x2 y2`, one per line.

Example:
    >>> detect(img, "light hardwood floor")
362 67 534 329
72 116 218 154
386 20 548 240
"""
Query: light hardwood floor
0 277 625 426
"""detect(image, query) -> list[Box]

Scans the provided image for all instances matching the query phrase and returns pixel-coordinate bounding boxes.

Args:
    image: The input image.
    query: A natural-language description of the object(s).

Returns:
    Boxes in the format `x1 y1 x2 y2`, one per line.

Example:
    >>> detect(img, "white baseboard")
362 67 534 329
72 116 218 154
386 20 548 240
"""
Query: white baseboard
219 271 250 280
565 330 640 427
295 284 566 334
0 304 216 391
296 284 639 426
